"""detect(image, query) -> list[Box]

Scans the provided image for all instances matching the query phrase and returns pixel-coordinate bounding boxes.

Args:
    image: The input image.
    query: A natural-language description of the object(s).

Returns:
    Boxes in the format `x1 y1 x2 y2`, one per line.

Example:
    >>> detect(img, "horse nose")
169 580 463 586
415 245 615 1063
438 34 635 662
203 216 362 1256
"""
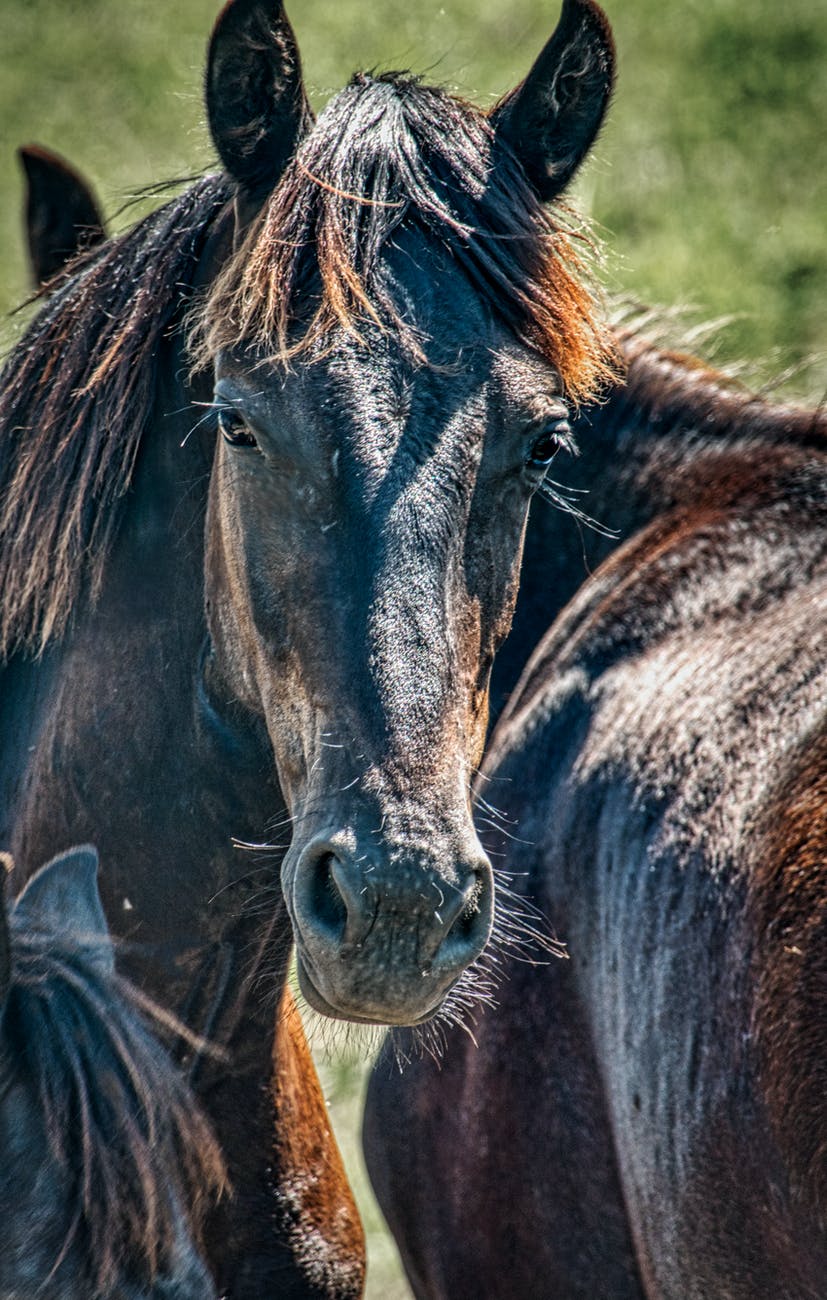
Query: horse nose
295 844 375 952
290 837 494 1023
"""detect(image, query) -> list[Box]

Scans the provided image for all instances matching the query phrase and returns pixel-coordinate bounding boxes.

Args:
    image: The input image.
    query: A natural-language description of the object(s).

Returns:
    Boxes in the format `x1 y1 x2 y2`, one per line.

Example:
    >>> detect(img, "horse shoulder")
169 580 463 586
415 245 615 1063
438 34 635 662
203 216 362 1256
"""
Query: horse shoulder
750 719 827 1221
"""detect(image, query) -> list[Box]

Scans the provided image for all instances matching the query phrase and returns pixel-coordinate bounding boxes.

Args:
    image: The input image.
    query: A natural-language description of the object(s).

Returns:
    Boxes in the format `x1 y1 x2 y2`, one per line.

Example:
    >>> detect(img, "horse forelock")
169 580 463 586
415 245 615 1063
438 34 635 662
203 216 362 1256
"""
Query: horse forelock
193 72 617 402
4 924 226 1293
0 174 234 663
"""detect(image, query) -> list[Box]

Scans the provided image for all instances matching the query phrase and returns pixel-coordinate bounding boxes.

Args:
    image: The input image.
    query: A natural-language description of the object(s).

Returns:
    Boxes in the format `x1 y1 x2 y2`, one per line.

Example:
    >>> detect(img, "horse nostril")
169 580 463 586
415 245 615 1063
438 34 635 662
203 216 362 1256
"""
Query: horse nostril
305 851 348 944
433 861 493 971
448 898 478 944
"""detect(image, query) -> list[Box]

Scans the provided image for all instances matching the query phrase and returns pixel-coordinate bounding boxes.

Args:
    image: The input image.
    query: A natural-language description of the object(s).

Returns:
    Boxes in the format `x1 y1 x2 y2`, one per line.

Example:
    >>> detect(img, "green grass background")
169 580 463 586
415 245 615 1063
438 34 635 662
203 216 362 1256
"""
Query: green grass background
1 1 825 1294
2 0 826 389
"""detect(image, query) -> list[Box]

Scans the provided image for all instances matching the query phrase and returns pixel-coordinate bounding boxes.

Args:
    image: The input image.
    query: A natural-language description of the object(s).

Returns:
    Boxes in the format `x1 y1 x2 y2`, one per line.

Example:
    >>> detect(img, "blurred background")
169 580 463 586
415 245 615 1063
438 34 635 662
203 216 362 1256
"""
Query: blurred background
2 0 825 1293
2 0 826 390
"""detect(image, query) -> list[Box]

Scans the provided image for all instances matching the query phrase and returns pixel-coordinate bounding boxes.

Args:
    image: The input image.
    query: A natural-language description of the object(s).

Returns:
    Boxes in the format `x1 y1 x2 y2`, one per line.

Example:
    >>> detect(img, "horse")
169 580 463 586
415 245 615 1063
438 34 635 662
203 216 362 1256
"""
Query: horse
363 334 827 1296
0 845 224 1298
17 144 106 289
0 0 618 1291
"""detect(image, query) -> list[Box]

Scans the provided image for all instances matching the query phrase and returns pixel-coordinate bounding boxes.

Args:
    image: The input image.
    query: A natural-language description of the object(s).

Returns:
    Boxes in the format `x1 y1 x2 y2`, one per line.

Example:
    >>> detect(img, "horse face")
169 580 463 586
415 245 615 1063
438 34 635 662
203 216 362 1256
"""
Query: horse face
202 0 614 1025
206 262 574 1024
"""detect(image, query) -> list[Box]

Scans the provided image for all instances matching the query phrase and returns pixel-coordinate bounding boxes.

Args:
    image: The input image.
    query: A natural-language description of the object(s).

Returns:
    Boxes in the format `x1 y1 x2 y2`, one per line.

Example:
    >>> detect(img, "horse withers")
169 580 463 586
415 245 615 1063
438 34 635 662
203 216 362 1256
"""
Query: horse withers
364 340 827 1296
0 847 224 1298
0 0 617 1290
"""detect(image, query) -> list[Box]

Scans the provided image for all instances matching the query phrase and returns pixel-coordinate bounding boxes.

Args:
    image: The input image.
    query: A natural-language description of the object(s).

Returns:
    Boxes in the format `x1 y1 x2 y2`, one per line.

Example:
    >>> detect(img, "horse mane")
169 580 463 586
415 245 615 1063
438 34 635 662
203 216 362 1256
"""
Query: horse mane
194 72 616 402
0 174 234 662
4 919 226 1294
605 327 827 451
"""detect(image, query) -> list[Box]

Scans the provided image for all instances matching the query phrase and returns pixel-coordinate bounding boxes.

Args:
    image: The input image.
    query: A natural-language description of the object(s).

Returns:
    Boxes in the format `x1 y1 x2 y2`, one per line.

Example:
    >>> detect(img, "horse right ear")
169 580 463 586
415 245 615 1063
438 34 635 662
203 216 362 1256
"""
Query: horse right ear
492 0 615 201
13 846 114 975
18 145 106 288
206 0 312 212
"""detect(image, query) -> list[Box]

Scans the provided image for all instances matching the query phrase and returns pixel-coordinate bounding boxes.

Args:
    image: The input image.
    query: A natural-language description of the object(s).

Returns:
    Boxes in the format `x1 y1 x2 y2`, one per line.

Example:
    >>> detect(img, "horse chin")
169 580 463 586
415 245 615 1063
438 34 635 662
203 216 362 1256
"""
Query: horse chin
295 953 445 1027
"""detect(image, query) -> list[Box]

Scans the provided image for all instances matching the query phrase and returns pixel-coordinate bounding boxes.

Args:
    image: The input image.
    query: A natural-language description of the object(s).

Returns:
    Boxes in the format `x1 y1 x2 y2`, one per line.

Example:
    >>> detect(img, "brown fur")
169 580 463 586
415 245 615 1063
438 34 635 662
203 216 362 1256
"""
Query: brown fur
752 722 827 1218
270 988 365 1298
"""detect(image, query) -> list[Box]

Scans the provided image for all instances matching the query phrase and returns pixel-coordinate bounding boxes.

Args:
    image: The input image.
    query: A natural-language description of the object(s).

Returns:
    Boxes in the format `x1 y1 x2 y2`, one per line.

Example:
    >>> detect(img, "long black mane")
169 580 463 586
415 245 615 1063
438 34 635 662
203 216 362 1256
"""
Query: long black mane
0 174 233 661
4 916 226 1293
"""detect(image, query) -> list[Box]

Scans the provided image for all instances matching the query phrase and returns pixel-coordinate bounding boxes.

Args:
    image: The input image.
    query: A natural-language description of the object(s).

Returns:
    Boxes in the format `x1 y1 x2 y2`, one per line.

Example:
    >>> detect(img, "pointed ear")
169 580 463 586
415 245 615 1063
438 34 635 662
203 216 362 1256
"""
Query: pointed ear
0 855 12 1007
13 846 114 975
492 0 615 202
206 0 312 208
18 145 106 288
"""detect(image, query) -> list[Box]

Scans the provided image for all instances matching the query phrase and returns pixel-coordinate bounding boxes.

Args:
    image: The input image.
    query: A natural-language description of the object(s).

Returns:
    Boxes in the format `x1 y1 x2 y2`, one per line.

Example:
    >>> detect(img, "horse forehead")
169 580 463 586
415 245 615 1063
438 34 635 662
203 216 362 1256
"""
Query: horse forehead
382 225 493 323
322 340 491 454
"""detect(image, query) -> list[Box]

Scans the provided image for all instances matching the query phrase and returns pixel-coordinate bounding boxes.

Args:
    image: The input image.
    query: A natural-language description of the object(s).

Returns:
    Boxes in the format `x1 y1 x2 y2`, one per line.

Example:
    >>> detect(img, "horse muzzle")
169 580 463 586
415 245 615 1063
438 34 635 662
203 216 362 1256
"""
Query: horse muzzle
287 833 494 1025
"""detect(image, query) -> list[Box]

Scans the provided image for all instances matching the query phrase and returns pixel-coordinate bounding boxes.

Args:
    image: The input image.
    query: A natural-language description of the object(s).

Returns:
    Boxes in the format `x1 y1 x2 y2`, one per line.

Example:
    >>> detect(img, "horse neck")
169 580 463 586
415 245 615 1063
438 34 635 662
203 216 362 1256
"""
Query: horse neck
601 332 824 503
492 332 826 720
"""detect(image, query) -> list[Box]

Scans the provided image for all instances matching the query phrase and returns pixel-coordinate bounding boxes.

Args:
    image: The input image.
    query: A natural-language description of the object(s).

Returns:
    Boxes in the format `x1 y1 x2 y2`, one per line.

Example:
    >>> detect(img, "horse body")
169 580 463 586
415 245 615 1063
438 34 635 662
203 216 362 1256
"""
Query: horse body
0 0 617 1290
491 330 827 717
364 346 827 1297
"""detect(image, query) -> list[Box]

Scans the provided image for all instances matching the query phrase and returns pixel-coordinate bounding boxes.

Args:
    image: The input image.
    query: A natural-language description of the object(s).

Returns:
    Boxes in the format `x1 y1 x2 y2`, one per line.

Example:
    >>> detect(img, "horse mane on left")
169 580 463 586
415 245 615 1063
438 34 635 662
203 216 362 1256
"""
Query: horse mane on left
4 913 227 1293
0 174 234 662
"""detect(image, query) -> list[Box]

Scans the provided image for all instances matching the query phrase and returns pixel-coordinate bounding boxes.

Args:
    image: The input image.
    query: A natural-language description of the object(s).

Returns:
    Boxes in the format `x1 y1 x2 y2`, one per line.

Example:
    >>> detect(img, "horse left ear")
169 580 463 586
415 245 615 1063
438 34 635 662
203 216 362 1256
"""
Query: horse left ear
205 0 312 206
492 0 615 201
13 846 114 975
18 145 106 288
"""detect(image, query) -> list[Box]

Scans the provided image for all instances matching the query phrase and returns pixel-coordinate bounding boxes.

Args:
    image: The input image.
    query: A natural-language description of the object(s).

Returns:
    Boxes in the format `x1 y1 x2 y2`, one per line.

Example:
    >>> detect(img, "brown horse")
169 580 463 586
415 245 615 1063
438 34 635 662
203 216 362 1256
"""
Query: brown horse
0 846 225 1297
364 333 827 1297
0 0 617 1291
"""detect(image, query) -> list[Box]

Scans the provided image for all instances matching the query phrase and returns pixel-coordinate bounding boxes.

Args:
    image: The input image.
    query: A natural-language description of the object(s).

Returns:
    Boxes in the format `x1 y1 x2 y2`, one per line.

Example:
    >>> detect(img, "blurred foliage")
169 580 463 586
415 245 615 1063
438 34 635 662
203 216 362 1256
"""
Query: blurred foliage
2 1 825 1294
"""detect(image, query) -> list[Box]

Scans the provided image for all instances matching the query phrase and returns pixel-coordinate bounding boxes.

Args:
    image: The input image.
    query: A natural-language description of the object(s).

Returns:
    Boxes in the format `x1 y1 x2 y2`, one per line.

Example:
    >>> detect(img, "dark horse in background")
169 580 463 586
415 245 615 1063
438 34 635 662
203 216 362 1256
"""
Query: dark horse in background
0 0 618 1291
364 333 827 1296
0 846 224 1297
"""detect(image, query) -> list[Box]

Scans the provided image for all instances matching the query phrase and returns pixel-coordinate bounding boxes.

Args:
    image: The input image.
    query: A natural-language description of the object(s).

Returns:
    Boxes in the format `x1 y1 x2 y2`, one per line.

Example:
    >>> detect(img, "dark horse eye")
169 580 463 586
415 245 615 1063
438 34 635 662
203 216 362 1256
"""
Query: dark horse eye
218 409 258 448
527 420 571 470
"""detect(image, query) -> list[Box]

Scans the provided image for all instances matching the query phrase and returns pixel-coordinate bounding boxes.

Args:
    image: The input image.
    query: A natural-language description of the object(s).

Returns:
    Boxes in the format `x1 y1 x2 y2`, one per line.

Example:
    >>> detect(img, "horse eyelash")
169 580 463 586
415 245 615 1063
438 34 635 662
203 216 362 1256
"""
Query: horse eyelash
180 400 233 448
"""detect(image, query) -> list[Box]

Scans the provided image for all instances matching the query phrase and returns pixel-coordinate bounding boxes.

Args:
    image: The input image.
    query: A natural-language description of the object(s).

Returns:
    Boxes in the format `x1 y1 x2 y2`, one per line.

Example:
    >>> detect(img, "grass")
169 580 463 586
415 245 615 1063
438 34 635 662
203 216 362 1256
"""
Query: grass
2 2 825 1294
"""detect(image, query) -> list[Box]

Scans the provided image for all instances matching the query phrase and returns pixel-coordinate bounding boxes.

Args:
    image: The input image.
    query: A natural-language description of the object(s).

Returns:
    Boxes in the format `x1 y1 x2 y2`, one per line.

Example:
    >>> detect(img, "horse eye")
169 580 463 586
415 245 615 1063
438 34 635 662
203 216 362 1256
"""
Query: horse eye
527 420 571 470
218 409 258 448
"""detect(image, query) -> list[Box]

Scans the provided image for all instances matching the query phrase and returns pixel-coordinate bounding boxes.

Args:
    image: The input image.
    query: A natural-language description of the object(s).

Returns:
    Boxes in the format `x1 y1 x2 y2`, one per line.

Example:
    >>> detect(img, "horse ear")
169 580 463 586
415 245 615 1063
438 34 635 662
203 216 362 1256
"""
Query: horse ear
13 846 114 975
206 0 312 206
0 855 12 1006
18 145 106 288
492 0 615 202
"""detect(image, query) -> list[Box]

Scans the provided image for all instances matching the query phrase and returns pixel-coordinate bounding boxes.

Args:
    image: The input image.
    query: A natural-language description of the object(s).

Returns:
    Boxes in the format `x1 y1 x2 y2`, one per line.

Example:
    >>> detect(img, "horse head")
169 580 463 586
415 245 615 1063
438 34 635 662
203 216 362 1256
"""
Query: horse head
196 0 616 1024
